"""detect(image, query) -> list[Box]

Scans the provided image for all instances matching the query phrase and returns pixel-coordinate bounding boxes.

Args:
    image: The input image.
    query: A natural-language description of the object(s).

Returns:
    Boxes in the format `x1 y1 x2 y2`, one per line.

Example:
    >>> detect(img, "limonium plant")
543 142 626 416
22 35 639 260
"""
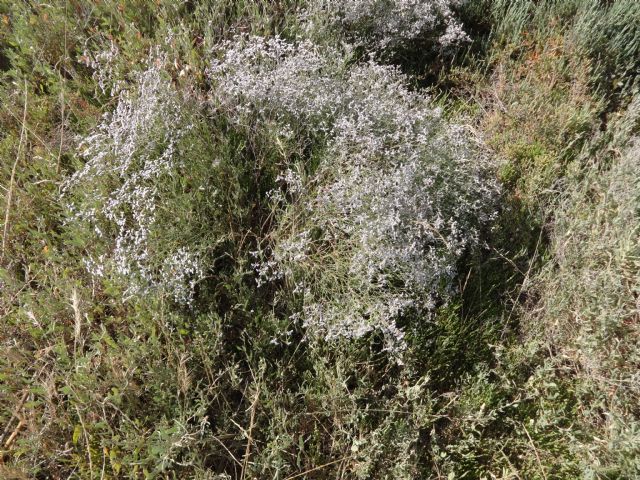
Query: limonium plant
69 31 497 349
66 56 204 306
210 36 499 353
300 0 469 53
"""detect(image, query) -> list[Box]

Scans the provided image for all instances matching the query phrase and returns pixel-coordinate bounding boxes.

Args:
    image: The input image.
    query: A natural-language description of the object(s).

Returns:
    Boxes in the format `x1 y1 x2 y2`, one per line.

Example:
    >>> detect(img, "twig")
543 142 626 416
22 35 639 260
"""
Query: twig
75 405 94 478
71 288 83 357
0 103 51 156
497 440 523 480
491 245 526 276
522 423 547 480
460 267 472 294
4 420 25 449
240 379 261 480
211 435 243 469
1 79 28 263
0 391 28 445
283 456 352 480
56 0 68 174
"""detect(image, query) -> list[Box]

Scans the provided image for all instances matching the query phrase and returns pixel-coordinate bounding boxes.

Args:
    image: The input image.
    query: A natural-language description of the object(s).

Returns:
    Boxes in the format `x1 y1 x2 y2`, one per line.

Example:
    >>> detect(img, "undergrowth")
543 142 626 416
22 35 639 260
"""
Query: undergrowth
1 1 638 479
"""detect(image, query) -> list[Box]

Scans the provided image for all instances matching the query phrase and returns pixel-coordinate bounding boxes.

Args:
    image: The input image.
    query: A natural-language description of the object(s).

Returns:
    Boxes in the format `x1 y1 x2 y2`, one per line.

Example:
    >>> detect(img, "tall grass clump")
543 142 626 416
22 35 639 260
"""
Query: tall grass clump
490 0 640 100
524 93 640 477
416 1 640 477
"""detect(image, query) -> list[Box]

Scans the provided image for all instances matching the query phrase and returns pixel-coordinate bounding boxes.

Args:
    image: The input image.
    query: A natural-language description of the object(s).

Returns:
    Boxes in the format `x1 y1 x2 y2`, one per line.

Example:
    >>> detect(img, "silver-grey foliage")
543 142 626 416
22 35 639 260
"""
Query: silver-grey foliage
210 37 499 353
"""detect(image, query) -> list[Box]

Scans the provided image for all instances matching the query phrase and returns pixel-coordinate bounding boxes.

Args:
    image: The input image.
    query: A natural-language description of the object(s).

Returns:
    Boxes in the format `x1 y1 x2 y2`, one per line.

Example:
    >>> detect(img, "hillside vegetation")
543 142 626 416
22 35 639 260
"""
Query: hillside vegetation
0 1 638 479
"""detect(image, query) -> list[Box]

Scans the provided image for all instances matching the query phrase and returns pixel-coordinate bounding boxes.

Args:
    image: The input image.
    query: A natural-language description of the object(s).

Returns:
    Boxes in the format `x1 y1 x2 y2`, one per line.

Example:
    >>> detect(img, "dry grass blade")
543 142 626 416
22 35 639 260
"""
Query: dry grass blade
1 79 28 263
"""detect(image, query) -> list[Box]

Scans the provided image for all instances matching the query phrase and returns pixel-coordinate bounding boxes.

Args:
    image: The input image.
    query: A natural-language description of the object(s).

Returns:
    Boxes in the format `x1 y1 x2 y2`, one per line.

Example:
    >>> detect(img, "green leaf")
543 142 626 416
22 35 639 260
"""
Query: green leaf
110 448 122 475
72 424 82 445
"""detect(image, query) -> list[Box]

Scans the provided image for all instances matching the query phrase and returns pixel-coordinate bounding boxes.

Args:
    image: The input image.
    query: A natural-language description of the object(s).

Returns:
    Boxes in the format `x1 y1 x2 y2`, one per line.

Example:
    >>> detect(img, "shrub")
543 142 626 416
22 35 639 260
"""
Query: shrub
210 36 499 353
300 0 469 55
65 56 231 306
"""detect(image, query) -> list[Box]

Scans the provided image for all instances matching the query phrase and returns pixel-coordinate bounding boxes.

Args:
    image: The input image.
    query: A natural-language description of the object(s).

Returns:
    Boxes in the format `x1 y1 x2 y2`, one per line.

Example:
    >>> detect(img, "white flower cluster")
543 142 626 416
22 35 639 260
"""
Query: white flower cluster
302 0 469 52
209 36 347 131
67 60 203 305
210 38 498 352
80 40 125 96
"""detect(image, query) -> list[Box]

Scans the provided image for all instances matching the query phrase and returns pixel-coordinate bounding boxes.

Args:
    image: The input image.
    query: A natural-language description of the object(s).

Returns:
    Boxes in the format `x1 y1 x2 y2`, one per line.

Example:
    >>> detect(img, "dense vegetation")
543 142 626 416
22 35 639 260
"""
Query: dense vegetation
0 1 638 478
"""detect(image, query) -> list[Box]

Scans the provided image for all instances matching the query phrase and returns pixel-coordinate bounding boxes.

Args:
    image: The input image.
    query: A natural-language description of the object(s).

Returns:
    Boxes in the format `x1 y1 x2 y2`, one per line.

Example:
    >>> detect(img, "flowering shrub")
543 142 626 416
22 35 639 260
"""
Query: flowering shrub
210 37 499 352
66 58 213 306
209 36 347 132
300 0 469 54
67 34 498 346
